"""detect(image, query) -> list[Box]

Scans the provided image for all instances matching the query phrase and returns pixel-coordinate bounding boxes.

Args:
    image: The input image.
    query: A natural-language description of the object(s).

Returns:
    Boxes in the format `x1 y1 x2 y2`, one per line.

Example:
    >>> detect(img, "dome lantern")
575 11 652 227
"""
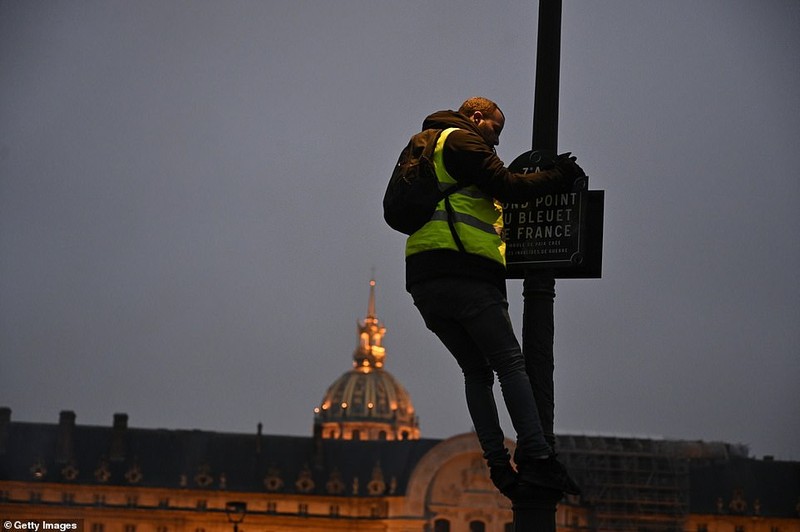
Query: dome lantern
353 279 386 371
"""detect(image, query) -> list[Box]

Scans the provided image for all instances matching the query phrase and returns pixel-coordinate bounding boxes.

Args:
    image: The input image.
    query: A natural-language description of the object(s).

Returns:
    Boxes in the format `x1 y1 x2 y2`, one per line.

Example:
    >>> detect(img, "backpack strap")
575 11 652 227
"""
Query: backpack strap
444 194 466 253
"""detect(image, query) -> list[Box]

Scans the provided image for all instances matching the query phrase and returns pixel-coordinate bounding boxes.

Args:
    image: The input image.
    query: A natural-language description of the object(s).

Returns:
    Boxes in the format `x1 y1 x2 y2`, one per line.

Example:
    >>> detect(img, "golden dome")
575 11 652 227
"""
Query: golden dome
313 280 420 441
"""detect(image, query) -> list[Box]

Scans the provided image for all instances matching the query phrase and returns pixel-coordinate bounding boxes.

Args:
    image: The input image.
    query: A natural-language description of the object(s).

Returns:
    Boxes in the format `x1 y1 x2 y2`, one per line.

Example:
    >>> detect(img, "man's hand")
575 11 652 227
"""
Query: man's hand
554 152 586 178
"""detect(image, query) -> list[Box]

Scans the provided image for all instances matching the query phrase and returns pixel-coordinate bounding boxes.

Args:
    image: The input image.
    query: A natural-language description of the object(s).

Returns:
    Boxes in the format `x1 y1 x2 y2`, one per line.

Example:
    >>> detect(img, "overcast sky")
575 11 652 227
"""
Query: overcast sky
1 0 798 461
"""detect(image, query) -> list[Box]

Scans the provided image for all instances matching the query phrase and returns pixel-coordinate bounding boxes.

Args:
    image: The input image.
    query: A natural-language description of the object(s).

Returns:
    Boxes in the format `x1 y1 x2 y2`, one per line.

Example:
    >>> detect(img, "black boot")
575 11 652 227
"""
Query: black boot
488 459 519 499
517 454 581 495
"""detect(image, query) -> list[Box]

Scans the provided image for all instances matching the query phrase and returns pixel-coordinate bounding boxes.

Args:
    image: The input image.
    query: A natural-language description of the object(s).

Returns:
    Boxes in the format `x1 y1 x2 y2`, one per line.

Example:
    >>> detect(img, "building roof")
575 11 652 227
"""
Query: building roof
0 411 439 497
689 456 800 518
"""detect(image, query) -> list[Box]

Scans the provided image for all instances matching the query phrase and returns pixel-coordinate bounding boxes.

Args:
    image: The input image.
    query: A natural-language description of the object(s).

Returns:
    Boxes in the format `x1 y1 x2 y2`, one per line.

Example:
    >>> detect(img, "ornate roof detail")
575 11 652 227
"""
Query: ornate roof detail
125 463 143 484
194 464 213 488
94 459 111 483
367 461 386 495
263 466 283 492
61 462 79 481
295 464 315 493
30 458 47 480
326 467 346 495
313 279 420 441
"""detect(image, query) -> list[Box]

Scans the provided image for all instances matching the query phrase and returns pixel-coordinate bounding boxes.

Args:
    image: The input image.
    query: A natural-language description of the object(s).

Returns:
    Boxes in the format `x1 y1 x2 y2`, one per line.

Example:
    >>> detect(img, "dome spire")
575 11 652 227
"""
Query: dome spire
367 278 377 319
353 278 386 372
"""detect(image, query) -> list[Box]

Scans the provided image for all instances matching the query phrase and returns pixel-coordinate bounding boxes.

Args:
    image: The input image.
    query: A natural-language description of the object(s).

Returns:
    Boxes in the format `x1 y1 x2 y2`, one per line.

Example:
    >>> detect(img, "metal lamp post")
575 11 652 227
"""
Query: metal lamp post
513 0 566 530
225 501 247 532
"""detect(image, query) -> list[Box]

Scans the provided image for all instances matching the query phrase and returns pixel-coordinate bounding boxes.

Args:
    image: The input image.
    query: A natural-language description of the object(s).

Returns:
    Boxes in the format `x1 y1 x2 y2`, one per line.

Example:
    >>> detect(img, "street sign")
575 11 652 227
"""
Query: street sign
503 150 604 279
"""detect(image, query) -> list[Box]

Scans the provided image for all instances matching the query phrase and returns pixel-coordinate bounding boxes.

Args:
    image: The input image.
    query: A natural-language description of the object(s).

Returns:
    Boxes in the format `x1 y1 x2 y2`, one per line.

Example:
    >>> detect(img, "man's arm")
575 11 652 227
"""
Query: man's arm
443 129 581 202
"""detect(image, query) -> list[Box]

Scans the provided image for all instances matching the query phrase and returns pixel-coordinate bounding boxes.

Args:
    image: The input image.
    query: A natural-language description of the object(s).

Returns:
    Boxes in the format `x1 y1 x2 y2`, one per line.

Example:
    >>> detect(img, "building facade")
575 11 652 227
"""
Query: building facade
2 281 798 531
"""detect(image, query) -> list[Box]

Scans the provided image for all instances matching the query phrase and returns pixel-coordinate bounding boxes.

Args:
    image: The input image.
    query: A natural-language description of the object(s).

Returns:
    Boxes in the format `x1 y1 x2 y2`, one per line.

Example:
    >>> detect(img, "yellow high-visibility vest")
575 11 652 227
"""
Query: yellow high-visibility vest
405 128 505 266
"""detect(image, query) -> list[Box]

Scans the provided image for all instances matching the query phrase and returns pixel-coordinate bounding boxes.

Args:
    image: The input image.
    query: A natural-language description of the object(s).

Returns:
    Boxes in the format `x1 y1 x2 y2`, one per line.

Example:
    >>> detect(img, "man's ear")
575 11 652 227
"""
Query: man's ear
472 111 483 124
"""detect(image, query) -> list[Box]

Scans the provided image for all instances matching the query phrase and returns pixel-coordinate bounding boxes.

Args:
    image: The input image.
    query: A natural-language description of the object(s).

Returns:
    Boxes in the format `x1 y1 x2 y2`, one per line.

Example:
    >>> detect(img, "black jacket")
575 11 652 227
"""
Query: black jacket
406 110 571 293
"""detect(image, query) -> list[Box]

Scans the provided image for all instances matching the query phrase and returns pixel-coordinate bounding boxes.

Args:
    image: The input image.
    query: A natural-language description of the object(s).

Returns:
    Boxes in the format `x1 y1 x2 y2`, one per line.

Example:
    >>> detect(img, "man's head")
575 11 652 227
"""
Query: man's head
459 97 505 146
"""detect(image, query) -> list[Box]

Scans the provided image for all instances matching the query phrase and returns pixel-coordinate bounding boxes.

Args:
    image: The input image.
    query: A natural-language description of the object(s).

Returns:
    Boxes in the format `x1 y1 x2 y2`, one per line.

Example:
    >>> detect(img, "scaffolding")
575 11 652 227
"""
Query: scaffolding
558 435 692 532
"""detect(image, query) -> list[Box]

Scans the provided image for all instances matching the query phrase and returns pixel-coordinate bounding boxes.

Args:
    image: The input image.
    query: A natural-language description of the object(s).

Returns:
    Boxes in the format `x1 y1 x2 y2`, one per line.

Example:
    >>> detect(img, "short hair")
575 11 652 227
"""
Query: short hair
458 97 504 120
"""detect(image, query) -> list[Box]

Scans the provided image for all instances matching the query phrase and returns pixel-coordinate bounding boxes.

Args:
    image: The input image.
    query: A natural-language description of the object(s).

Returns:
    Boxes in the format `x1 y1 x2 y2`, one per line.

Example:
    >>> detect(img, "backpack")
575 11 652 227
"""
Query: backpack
382 129 463 236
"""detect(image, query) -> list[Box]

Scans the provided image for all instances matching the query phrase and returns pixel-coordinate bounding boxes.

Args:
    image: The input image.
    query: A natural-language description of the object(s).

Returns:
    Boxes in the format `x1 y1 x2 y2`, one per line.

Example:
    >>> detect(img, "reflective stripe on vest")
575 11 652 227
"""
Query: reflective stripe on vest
406 128 506 265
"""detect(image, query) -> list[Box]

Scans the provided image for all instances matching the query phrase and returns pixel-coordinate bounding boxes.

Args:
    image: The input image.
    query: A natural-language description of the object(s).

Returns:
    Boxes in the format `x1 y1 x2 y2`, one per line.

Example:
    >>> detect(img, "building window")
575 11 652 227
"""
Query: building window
266 501 277 514
469 521 485 532
94 494 106 506
434 519 450 532
156 527 167 532
124 526 136 532
734 527 745 532
378 431 387 440
158 498 169 508
196 500 207 511
126 496 137 507
90 524 104 532
298 503 308 515
697 525 708 532
352 429 361 440
330 504 340 517
62 492 75 504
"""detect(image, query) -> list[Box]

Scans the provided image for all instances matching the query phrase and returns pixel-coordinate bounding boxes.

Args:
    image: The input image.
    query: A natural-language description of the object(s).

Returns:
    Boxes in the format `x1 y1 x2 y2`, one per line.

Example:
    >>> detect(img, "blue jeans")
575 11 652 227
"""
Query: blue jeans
408 277 552 464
